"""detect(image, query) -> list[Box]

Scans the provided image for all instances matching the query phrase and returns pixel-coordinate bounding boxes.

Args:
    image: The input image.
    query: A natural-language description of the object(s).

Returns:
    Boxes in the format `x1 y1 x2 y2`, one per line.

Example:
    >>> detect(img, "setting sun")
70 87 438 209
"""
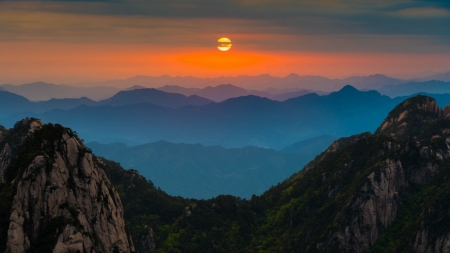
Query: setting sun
217 37 232 51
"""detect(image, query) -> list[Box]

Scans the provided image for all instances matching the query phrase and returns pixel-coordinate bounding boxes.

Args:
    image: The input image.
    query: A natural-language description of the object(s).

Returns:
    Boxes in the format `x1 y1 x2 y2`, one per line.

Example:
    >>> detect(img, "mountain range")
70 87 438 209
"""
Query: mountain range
4 84 450 151
87 140 319 199
157 84 323 102
378 80 450 97
78 73 406 91
0 88 212 118
6 85 450 149
3 72 450 104
0 85 400 148
97 88 213 108
0 82 120 101
3 95 450 252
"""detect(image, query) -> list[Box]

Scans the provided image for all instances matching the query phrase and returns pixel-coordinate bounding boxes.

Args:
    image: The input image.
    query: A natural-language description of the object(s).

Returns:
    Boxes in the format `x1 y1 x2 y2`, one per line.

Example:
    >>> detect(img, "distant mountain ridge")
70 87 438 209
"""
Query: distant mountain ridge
79 73 407 91
281 135 336 155
157 84 321 102
1 85 409 149
87 140 314 199
415 70 450 82
0 88 213 118
5 72 450 103
0 81 120 101
97 88 213 108
379 80 450 97
5 84 450 149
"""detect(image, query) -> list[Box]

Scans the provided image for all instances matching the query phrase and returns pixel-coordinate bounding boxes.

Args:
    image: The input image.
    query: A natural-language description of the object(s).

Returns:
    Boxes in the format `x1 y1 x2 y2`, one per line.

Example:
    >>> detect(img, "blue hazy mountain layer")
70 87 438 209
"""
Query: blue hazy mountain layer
4 86 450 149
97 88 213 108
87 140 314 199
0 85 412 148
0 88 213 118
280 135 337 155
379 80 450 97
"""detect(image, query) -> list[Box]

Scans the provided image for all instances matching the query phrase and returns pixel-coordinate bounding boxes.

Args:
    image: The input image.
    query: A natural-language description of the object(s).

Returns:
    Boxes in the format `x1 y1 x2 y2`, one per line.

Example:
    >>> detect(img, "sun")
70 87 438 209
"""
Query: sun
217 38 232 51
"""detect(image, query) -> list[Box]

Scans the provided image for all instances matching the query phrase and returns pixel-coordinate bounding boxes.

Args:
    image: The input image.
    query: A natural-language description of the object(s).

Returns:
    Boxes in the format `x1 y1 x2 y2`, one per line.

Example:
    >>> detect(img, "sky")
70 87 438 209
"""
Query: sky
0 0 449 84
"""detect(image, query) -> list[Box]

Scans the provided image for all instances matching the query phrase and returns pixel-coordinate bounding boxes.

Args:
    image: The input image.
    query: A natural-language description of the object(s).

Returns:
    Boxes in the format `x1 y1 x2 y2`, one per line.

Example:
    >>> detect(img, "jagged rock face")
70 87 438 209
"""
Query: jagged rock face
135 228 156 253
377 95 450 138
0 143 11 183
5 126 135 252
320 160 406 252
0 118 43 184
411 230 450 253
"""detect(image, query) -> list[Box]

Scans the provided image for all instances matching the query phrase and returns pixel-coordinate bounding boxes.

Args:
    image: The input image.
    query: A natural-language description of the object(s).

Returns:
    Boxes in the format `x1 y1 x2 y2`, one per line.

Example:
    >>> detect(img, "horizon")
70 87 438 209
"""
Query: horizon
2 70 450 88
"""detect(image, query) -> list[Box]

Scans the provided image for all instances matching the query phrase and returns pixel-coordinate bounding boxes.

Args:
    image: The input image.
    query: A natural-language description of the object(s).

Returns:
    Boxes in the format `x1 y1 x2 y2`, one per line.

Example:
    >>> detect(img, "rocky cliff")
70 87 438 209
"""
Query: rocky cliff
0 119 135 253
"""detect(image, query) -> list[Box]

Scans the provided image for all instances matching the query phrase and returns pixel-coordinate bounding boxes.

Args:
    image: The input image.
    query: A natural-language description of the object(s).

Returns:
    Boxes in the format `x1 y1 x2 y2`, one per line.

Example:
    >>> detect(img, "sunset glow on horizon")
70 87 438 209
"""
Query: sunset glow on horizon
0 0 449 85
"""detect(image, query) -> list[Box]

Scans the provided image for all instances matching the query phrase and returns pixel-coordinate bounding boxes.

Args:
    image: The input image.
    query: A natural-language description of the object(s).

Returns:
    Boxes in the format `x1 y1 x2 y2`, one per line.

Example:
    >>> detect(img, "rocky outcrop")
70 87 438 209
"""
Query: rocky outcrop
318 159 406 252
411 230 450 253
4 124 135 252
0 143 11 183
0 118 43 184
377 96 450 138
135 227 156 253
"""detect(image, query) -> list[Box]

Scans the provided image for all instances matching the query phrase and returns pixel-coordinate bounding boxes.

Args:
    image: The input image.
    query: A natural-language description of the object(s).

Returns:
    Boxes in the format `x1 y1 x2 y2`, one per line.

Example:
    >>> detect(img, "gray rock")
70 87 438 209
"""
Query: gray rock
319 159 406 252
5 130 135 252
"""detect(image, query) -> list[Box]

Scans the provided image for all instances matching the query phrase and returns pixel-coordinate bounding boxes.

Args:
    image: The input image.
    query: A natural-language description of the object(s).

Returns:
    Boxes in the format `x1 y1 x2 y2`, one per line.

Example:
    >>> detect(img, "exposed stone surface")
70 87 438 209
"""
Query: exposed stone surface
411 230 450 253
4 128 135 252
135 227 156 253
319 160 406 252
0 119 43 184
0 143 11 183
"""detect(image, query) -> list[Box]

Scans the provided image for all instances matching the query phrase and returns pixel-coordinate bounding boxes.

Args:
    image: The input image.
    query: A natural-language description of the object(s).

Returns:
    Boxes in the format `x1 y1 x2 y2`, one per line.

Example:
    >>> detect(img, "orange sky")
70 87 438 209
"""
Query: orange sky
0 1 449 85
2 41 450 84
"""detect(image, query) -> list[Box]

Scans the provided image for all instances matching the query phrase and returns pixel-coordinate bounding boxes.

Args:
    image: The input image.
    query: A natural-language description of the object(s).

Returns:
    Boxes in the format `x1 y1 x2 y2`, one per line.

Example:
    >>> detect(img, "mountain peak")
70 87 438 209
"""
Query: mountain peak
1 121 135 252
338 85 359 93
285 73 300 78
376 95 450 139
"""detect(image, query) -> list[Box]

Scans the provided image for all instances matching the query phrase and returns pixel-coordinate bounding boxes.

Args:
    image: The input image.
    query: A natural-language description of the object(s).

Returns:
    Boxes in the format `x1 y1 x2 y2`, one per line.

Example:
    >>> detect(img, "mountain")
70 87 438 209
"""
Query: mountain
1 85 406 148
194 84 254 102
341 74 403 90
0 90 96 118
123 85 146 91
267 89 322 101
0 91 33 118
379 80 450 97
417 71 450 82
4 95 450 252
0 119 134 252
158 84 319 102
87 140 314 199
82 73 406 92
0 82 119 101
34 97 97 111
98 88 213 108
0 88 212 119
104 95 450 252
281 135 337 155
157 85 201 96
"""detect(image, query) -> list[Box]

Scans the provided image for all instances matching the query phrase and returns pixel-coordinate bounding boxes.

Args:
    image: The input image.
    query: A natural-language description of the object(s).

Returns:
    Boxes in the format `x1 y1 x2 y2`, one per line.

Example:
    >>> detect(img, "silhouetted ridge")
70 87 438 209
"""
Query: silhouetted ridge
98 88 213 108
338 84 359 94
376 95 450 139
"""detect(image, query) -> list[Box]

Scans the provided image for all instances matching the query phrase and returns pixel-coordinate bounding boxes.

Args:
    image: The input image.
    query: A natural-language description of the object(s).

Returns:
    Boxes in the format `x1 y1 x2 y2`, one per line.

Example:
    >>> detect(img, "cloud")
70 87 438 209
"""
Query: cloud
0 0 449 53
395 7 450 17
